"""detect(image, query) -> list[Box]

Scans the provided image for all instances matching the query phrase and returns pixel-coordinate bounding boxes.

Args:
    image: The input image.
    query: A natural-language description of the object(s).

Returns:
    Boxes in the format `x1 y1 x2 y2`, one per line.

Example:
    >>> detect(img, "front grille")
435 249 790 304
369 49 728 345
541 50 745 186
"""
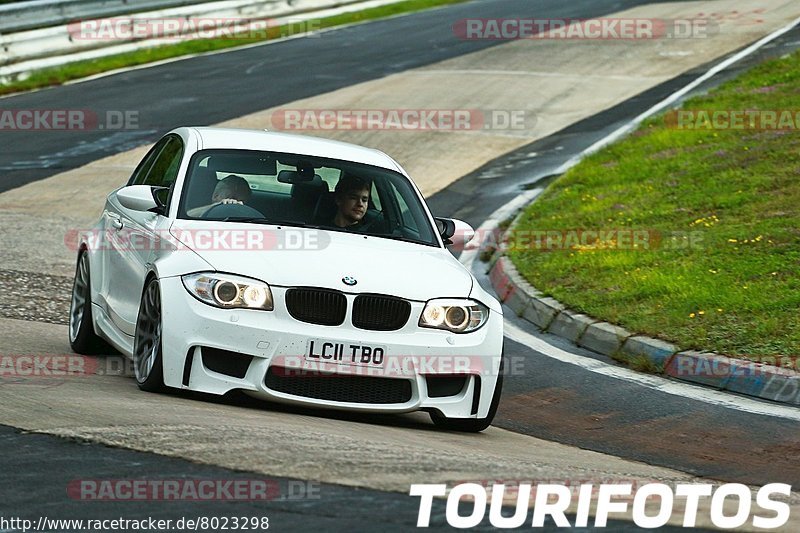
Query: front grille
352 294 411 331
285 288 346 326
265 367 413 404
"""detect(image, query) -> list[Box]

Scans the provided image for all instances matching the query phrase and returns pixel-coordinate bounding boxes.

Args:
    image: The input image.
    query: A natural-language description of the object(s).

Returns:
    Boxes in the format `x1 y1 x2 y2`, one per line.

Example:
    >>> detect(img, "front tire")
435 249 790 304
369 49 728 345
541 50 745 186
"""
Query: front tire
430 358 504 433
133 278 165 392
69 251 109 354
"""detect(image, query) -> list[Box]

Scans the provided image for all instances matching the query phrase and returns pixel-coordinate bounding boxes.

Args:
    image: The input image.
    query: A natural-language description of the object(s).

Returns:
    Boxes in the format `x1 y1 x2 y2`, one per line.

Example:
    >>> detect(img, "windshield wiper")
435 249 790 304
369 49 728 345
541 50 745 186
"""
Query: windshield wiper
220 217 307 227
220 216 268 223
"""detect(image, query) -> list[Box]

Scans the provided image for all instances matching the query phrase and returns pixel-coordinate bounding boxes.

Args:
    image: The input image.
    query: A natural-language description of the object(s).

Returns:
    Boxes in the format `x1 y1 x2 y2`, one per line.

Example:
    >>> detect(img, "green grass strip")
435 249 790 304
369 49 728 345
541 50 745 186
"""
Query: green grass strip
507 50 800 361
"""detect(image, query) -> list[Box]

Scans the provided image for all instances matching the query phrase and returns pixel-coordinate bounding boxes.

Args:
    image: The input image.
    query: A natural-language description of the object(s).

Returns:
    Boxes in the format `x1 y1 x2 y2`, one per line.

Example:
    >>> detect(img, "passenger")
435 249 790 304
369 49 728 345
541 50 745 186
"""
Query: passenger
332 174 371 229
188 174 252 217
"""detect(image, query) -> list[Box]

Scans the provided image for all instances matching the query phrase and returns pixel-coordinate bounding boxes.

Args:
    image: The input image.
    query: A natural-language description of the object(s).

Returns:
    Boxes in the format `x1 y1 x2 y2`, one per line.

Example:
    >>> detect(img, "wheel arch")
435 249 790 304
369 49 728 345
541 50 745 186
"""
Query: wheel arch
139 269 161 307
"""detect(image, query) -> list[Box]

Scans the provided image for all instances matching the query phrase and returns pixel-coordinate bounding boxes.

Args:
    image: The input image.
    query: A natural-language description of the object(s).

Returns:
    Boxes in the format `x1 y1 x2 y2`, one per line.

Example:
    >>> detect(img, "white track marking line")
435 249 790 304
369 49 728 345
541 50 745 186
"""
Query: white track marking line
504 320 800 422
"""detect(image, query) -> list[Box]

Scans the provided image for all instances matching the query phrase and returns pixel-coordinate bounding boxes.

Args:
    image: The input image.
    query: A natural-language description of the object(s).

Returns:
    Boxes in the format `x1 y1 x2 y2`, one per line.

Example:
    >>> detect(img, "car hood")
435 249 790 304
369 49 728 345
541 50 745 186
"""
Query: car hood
169 220 473 301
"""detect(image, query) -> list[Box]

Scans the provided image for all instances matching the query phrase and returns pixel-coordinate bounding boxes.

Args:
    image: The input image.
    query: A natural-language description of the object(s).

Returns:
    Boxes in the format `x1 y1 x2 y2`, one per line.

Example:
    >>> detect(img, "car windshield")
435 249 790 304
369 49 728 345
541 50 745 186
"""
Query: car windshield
177 149 439 247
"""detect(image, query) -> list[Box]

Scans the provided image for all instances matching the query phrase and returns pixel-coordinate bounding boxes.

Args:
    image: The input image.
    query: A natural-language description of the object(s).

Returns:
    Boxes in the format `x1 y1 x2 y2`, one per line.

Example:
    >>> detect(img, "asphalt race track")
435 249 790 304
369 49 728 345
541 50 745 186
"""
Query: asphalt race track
1 0 799 530
1 425 719 532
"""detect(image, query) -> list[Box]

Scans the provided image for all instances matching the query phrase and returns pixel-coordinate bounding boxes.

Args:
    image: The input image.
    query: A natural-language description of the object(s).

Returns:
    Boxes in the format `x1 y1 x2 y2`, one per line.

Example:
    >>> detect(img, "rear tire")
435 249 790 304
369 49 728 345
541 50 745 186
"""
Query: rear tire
133 278 165 392
68 251 110 355
430 358 504 433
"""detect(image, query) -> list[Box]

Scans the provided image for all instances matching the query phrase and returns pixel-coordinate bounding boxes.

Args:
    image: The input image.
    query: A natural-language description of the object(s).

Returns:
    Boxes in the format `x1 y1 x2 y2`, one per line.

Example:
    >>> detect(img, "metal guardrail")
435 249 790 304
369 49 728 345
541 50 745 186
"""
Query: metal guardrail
0 0 222 34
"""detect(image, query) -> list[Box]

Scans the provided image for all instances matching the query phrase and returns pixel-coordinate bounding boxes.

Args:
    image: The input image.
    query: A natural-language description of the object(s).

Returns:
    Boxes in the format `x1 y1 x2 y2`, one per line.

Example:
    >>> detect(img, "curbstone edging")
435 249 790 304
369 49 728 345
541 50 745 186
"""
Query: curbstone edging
619 336 678 369
546 311 597 344
578 321 632 358
486 246 800 407
723 359 775 398
522 297 564 331
754 369 800 406
504 284 531 317
503 259 539 317
665 351 730 389
488 256 514 302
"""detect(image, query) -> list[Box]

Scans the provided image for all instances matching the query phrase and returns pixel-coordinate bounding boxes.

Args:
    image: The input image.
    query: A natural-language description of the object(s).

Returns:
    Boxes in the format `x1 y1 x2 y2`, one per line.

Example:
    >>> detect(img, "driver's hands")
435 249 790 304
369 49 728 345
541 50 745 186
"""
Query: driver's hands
220 198 244 205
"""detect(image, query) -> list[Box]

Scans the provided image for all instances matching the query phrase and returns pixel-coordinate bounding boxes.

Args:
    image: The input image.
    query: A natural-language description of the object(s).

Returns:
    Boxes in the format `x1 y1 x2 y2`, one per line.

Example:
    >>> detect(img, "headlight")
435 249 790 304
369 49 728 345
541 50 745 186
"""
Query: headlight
182 272 273 310
419 298 488 333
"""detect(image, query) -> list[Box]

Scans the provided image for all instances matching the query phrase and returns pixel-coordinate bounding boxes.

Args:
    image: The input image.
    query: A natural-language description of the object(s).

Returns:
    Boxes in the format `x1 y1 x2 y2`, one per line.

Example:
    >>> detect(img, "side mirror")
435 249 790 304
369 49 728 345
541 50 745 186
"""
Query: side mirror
117 185 168 214
435 217 475 252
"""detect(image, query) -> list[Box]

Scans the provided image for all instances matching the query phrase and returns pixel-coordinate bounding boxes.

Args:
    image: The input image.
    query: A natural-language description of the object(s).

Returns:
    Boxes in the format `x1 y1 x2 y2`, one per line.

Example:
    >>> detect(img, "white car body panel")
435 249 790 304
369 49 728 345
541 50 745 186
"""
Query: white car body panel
169 219 473 301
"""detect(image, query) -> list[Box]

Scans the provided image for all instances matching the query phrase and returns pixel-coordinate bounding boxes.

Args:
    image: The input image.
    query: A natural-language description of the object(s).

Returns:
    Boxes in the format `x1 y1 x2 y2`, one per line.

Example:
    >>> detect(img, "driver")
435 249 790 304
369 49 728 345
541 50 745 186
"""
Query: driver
188 174 251 217
332 174 371 229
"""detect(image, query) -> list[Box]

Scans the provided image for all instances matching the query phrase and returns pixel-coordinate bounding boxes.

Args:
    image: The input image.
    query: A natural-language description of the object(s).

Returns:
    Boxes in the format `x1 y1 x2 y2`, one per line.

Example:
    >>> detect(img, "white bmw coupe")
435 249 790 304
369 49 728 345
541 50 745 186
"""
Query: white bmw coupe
69 127 504 431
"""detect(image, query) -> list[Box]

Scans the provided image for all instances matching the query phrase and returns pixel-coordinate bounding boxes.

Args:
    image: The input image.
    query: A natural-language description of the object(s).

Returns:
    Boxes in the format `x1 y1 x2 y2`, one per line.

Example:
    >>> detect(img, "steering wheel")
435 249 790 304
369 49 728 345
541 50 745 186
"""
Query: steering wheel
202 203 264 219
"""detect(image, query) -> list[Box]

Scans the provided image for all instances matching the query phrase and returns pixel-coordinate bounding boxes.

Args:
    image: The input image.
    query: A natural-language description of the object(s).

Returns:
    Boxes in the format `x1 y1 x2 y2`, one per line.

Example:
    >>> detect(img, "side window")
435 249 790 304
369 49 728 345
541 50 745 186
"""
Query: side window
128 138 169 186
141 136 184 187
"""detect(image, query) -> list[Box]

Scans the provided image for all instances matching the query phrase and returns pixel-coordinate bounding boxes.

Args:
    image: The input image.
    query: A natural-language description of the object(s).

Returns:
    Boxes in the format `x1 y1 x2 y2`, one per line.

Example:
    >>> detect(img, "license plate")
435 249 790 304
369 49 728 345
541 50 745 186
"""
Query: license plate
305 339 386 367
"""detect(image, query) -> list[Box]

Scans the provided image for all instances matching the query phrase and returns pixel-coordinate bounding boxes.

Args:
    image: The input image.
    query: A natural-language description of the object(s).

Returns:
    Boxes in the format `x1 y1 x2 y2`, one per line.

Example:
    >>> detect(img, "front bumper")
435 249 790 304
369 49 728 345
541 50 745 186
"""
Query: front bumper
159 276 504 419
